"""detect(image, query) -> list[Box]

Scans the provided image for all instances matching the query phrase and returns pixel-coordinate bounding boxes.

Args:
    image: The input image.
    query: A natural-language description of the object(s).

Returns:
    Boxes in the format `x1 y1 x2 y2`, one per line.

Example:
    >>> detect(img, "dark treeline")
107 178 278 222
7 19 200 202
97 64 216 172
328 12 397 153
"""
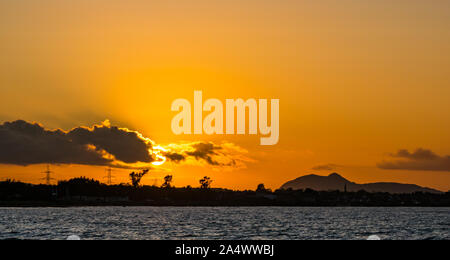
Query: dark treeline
1 176 449 207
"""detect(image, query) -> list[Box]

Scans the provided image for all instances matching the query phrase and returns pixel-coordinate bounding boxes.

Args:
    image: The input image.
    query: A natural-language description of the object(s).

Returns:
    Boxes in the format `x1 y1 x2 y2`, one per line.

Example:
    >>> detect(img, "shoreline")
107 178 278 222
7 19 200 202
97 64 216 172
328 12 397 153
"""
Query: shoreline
3 179 449 207
1 201 449 208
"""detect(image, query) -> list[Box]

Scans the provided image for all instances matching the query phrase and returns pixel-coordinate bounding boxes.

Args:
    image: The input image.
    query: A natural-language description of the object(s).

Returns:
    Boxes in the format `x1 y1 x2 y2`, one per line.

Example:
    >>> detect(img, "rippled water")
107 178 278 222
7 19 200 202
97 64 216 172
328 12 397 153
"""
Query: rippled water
0 207 448 240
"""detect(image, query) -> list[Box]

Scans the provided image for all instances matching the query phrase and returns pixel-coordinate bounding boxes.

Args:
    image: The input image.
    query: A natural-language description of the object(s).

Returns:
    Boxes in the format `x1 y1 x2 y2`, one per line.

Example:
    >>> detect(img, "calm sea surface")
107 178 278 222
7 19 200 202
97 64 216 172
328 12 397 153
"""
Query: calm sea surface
0 207 448 240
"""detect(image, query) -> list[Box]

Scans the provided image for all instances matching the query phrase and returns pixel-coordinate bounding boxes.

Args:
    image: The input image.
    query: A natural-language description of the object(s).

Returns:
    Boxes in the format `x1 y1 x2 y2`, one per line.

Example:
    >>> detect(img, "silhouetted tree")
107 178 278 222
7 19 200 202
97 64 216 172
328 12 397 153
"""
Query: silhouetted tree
129 169 149 188
256 184 267 193
199 176 212 189
162 175 173 188
59 177 101 186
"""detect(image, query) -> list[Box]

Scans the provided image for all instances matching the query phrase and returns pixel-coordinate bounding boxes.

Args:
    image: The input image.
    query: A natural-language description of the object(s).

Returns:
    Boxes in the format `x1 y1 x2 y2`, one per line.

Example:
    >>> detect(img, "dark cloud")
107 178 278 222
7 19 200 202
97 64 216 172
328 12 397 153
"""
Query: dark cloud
184 142 236 166
163 152 186 163
0 120 154 167
392 149 438 160
68 125 152 163
164 142 244 167
185 143 222 166
312 164 339 171
377 148 450 172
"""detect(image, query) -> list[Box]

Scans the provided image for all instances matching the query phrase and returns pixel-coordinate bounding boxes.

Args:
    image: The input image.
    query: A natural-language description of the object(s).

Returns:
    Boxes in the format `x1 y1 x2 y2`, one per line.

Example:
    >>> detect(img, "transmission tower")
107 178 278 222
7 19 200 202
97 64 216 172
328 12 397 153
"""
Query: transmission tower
104 167 115 185
41 165 54 185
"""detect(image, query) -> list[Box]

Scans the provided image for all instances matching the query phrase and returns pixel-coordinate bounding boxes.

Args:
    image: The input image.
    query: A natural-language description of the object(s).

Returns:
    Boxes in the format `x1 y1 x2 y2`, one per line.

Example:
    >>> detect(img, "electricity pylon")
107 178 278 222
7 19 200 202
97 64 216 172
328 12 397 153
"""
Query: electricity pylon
41 165 54 185
104 167 115 185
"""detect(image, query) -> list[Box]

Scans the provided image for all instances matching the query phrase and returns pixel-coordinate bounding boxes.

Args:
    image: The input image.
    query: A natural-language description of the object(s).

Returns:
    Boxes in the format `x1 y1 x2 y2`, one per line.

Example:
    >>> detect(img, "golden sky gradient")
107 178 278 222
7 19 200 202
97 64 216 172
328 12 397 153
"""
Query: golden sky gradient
1 0 449 191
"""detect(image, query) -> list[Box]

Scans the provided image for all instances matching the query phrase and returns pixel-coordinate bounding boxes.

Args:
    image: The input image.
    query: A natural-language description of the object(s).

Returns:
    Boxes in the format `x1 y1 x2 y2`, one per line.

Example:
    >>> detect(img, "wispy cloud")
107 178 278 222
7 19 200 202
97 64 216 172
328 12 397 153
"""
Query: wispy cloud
161 142 254 170
312 163 340 171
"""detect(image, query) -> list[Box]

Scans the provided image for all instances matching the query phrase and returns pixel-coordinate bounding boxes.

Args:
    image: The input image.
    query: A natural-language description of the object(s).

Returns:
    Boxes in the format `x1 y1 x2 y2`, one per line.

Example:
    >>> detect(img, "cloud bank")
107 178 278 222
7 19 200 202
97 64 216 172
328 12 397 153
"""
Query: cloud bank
377 148 450 172
0 120 155 168
0 120 252 170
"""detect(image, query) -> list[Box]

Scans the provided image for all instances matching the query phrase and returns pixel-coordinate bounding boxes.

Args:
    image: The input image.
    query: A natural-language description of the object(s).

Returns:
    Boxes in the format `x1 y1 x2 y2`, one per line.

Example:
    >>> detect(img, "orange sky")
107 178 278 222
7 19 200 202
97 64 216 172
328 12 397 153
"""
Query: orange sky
0 0 449 191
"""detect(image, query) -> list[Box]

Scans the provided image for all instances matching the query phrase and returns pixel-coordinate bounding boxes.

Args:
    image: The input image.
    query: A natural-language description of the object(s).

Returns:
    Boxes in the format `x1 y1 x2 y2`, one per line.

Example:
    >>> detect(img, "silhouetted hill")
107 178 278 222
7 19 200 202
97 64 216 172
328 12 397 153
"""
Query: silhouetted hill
280 173 442 194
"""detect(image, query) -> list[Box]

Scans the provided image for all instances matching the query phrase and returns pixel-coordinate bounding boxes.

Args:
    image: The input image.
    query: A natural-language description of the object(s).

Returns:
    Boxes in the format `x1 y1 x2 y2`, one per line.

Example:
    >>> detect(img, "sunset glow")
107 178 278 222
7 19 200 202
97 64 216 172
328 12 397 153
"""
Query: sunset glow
0 0 449 191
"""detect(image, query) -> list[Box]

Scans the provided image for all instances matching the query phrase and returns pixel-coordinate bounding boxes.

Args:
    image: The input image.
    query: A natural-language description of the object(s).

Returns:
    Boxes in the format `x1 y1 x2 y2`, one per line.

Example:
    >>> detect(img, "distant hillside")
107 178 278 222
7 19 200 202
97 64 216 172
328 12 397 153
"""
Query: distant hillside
280 173 442 194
